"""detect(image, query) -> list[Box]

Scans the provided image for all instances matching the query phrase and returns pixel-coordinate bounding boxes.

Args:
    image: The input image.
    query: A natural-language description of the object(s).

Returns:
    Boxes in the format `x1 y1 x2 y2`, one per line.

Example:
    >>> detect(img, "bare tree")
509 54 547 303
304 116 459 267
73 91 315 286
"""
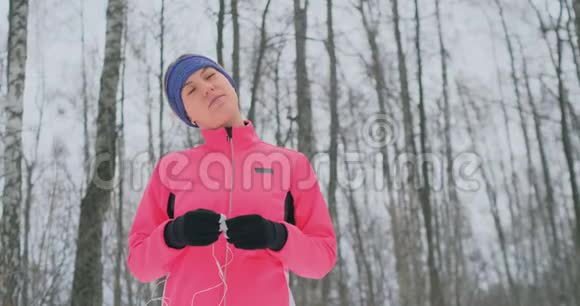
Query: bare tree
355 1 413 305
70 0 125 304
247 0 272 123
114 8 129 306
413 1 445 305
80 0 91 188
231 0 240 108
490 3 526 300
435 1 471 305
563 0 580 88
321 1 349 305
158 0 166 157
553 2 580 302
20 57 47 306
1 0 29 305
155 2 168 301
273 44 284 147
294 0 315 160
217 0 225 66
457 81 520 306
526 3 568 303
291 0 318 304
344 88 380 306
574 0 580 58
519 39 554 306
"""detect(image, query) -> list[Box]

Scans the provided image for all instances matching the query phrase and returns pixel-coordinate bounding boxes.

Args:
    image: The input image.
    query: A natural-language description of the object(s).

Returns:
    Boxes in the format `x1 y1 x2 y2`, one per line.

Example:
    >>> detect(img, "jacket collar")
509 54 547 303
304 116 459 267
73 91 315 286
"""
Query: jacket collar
200 119 260 151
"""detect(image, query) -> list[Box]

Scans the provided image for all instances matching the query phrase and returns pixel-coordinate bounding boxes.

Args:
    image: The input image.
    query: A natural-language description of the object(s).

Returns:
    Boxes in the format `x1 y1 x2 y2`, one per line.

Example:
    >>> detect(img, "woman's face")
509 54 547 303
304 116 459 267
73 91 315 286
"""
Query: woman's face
180 67 239 130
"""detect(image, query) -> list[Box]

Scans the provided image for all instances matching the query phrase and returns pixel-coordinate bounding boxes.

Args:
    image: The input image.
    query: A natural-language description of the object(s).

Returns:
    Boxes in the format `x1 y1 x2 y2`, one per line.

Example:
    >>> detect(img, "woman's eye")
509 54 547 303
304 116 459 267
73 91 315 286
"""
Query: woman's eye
188 87 196 95
207 73 215 79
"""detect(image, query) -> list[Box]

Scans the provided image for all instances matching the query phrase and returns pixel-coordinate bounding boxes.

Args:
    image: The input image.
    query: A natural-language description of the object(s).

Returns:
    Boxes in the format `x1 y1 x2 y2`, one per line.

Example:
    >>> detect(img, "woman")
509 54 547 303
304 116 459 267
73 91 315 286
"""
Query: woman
127 54 336 306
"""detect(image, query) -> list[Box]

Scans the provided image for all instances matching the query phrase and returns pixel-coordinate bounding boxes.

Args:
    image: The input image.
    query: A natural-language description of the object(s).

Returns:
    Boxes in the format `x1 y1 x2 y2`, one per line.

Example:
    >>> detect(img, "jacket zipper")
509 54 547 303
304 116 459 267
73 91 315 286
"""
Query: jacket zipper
223 127 234 306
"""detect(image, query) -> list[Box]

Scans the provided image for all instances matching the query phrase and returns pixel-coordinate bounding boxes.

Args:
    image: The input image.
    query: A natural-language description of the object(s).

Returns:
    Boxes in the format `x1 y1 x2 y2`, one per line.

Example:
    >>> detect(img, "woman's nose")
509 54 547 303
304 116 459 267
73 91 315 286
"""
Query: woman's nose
203 83 215 97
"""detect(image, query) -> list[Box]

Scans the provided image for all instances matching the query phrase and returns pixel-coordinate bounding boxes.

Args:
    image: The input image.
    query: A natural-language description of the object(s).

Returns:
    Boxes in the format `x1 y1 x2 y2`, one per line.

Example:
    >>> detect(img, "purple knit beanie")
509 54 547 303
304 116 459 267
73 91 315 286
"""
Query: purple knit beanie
164 54 237 127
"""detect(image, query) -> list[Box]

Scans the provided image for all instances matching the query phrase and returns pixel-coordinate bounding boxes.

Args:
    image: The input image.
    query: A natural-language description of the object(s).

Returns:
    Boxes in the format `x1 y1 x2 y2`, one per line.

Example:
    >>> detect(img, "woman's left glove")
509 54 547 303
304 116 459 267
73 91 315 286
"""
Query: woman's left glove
225 214 288 251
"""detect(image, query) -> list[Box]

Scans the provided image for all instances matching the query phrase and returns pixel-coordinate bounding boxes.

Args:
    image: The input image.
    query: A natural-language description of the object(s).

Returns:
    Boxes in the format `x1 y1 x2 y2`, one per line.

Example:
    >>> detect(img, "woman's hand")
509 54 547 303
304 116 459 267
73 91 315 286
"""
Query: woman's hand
164 208 221 248
225 214 288 251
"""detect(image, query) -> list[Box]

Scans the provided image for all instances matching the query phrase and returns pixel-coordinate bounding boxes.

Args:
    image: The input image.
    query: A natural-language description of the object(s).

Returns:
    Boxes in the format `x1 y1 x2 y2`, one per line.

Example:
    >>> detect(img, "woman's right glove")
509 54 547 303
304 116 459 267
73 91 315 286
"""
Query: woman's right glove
163 208 222 249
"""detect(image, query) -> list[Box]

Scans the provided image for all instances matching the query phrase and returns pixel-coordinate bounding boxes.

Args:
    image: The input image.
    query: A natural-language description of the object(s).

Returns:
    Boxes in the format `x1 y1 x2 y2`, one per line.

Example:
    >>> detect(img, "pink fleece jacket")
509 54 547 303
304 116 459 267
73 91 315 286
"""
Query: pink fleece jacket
127 120 336 306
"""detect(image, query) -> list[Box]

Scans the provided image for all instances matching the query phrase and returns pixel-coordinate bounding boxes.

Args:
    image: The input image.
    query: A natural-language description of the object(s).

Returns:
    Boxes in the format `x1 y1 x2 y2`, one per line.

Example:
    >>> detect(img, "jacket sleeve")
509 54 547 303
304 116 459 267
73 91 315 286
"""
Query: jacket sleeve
267 152 337 279
127 160 184 283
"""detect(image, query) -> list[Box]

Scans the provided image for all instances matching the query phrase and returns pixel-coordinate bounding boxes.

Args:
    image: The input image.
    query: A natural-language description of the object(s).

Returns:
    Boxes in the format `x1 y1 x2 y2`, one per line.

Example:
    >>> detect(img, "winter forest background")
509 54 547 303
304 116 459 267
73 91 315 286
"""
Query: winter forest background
1 0 579 305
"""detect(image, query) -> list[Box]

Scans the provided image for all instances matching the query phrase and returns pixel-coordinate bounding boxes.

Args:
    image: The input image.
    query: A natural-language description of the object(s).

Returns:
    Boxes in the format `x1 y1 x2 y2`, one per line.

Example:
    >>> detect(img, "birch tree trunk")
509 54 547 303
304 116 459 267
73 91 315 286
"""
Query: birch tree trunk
1 0 29 305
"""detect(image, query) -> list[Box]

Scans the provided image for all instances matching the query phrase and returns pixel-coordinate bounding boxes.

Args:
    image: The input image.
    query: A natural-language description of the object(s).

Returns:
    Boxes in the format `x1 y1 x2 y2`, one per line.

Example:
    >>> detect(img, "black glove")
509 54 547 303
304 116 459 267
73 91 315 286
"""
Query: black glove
225 214 288 251
164 208 221 249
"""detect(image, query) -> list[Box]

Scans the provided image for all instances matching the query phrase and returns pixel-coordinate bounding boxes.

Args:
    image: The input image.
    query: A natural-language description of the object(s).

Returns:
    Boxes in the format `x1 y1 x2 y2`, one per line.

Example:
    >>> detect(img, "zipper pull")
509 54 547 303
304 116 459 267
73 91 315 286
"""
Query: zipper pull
225 127 233 142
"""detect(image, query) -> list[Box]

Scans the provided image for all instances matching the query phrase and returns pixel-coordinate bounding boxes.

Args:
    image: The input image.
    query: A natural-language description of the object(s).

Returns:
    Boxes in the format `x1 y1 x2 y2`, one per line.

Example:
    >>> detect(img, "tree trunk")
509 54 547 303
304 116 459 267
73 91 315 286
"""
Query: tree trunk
20 39 45 306
158 0 165 158
510 34 545 305
22 160 32 306
70 0 125 304
231 0 240 109
322 0 347 305
496 2 530 304
293 1 316 302
564 0 580 90
574 0 580 63
355 2 412 305
435 1 467 305
457 83 520 306
114 12 128 306
217 0 225 66
554 3 580 303
526 2 565 303
294 0 315 160
520 42 556 306
147 65 155 165
274 48 283 147
392 0 431 305
155 2 168 301
81 0 91 189
248 0 272 123
1 0 29 305
413 1 445 306
123 248 135 306
343 88 380 305
338 122 375 306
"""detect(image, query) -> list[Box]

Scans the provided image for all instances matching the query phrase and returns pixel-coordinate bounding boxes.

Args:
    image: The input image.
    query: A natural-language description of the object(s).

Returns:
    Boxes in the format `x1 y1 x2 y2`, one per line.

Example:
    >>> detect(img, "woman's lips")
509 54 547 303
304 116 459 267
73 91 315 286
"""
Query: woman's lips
209 95 226 108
